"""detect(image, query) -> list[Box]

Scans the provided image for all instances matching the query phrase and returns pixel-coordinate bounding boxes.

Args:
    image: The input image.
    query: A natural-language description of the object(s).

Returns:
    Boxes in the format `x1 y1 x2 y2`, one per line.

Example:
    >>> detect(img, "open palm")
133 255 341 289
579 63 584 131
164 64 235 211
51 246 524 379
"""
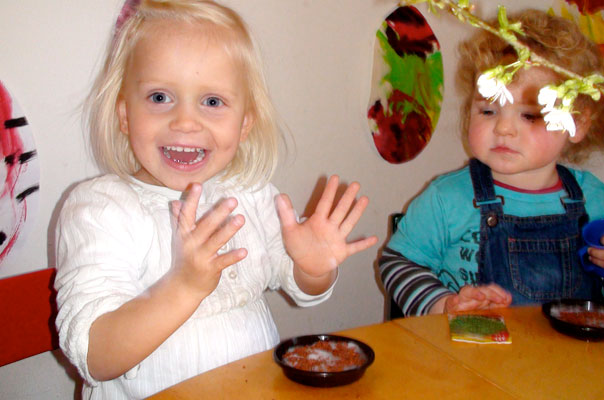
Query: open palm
276 175 377 277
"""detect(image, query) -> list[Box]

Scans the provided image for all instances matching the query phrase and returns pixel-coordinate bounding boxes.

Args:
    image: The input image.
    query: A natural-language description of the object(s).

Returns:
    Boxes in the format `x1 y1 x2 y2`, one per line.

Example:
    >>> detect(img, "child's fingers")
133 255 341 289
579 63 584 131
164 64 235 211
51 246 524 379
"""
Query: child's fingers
214 248 248 271
481 284 512 305
588 248 604 267
170 200 183 232
178 183 203 232
202 214 246 256
275 194 298 231
450 297 486 312
459 285 486 301
485 283 511 300
329 181 360 223
190 197 238 243
339 195 369 235
314 175 339 218
344 235 379 256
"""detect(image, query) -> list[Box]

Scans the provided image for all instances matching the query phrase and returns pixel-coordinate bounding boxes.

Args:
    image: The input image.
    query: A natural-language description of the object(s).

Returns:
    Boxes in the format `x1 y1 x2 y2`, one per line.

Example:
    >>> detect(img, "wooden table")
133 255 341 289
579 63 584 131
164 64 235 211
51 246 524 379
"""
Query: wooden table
394 306 604 400
148 306 603 399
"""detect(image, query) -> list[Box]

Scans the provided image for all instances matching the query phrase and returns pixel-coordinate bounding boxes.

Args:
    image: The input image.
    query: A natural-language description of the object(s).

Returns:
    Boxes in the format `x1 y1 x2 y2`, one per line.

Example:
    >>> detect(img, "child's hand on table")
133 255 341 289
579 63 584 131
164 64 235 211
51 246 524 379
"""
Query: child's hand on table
276 175 378 294
443 284 512 313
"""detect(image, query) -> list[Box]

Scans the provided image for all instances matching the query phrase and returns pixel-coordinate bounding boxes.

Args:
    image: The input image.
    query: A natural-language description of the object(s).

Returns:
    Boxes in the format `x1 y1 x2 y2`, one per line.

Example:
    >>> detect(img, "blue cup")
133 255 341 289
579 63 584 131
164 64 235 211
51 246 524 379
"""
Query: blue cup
579 219 604 278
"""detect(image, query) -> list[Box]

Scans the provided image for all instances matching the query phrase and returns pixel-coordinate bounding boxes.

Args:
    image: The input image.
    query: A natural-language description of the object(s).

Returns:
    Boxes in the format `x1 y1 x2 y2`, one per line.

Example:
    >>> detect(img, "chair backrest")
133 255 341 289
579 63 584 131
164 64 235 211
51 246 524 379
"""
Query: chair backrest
0 268 59 367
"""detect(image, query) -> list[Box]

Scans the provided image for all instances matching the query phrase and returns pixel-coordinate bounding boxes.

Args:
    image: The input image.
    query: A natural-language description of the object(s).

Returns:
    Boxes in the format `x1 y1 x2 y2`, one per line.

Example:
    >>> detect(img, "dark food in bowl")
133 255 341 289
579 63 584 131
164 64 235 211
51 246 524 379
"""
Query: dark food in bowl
282 340 366 372
542 299 604 341
554 308 604 328
274 334 374 387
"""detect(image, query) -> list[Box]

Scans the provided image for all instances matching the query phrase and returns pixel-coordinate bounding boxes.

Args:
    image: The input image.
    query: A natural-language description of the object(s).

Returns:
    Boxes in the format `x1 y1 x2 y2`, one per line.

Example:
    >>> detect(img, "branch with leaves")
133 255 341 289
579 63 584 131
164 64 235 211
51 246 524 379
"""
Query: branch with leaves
401 0 604 136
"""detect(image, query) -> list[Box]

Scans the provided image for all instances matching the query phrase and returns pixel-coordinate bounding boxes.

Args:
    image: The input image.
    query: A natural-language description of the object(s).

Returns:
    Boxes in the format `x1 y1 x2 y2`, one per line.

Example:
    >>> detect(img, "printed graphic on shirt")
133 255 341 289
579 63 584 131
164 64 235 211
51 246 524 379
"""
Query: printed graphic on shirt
436 228 480 291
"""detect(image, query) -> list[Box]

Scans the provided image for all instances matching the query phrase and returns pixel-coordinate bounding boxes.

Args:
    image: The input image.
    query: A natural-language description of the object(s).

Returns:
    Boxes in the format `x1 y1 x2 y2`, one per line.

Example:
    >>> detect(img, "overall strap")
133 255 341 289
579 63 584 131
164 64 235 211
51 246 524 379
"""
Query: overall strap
556 164 584 202
555 164 587 227
469 158 497 203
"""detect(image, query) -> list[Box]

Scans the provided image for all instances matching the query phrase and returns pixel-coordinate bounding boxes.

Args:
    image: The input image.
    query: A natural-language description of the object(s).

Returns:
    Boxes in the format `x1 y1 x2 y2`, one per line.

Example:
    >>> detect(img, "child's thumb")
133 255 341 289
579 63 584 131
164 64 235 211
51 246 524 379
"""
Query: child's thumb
275 194 297 230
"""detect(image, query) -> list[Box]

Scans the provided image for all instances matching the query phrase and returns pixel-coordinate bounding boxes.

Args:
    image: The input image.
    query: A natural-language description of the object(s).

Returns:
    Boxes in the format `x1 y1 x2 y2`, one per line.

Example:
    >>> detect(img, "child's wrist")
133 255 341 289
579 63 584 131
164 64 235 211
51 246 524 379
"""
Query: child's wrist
162 268 208 306
431 294 453 314
294 264 337 282
293 264 337 295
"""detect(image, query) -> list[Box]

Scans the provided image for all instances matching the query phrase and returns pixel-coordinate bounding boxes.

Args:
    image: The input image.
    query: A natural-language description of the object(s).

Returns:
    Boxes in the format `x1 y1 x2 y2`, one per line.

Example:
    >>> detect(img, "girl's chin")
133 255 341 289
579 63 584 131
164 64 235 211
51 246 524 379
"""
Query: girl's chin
164 173 219 192
134 166 209 191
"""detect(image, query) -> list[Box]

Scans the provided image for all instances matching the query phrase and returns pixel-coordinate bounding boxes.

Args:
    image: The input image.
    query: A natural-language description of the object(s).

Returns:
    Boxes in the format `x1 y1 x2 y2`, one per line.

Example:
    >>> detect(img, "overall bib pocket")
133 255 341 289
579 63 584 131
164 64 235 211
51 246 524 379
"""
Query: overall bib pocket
508 235 581 301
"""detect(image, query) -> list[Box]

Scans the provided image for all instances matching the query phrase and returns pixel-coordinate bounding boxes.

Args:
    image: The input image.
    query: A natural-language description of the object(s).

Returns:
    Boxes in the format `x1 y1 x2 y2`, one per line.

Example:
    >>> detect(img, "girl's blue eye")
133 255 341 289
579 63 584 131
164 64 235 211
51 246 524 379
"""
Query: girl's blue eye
150 92 171 103
203 97 224 107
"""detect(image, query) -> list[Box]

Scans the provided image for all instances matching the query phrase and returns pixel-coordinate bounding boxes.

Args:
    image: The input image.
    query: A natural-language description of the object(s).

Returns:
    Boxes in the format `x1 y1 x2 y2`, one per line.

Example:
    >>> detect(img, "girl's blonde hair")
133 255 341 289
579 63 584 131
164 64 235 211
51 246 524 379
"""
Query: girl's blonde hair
86 0 279 187
457 9 604 164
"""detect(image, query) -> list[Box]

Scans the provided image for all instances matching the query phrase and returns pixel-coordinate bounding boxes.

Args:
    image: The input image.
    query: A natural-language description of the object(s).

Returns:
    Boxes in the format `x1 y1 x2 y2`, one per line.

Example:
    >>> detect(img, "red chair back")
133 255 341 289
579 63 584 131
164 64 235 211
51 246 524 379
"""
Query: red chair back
0 268 59 366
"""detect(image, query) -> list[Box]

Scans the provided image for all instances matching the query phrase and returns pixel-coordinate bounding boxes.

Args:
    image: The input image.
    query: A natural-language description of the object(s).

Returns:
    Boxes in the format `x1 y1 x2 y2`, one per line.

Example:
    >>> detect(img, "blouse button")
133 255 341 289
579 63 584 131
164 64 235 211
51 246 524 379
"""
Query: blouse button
487 214 498 227
238 294 249 307
228 270 237 279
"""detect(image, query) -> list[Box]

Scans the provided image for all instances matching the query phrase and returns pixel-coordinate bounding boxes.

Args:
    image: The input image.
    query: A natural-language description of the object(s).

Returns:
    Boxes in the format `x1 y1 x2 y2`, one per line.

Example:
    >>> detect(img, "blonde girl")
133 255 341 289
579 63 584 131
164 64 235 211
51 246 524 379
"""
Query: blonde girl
55 1 377 398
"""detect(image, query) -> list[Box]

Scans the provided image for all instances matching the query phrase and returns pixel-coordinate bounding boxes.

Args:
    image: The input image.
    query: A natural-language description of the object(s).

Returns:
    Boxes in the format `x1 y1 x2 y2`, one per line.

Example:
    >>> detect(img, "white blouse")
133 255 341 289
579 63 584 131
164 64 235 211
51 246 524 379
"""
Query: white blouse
54 174 333 400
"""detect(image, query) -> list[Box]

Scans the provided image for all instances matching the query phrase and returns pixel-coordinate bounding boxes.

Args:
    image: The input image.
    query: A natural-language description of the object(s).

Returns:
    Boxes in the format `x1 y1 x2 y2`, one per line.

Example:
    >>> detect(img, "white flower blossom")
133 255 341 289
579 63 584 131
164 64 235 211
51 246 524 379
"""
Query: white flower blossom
537 86 576 137
537 86 558 111
477 73 514 106
542 108 576 137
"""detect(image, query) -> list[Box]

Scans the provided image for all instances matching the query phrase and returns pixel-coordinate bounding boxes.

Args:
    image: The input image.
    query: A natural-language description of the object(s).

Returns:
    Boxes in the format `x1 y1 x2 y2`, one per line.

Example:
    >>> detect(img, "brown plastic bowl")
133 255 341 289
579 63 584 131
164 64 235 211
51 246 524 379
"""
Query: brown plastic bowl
273 334 375 387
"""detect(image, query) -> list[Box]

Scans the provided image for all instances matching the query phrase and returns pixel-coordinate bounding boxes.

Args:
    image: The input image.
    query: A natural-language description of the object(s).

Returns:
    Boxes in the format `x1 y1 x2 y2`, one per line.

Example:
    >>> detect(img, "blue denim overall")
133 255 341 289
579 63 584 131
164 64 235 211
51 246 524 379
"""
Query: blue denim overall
470 158 600 305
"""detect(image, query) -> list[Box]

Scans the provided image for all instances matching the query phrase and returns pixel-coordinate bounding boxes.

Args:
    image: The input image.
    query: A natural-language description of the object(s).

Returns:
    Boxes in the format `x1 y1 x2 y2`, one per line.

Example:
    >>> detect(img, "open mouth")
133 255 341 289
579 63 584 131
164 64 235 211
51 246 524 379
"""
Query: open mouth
162 146 206 165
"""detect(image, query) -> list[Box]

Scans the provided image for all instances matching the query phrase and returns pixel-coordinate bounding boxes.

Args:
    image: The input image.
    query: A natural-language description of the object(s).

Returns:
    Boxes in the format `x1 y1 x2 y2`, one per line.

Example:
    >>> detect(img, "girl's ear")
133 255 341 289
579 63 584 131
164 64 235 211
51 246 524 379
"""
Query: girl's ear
239 111 254 142
117 98 129 135
569 109 591 143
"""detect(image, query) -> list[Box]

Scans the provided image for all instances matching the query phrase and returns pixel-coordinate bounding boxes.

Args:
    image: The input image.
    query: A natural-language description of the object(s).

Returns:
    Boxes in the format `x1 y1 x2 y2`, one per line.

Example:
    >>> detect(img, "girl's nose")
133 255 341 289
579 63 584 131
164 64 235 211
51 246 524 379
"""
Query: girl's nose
493 113 516 137
169 104 202 133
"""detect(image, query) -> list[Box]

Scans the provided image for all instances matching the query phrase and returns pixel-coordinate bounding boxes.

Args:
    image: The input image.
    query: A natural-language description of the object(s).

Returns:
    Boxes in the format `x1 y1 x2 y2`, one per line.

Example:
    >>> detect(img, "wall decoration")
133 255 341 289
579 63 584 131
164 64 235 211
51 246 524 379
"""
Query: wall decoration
367 6 443 164
0 81 40 266
551 0 604 55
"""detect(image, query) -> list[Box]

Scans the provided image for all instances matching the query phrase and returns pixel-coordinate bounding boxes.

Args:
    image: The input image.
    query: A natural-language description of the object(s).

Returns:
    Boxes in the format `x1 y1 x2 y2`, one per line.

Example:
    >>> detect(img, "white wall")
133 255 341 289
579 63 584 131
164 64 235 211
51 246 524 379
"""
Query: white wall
1 1 602 399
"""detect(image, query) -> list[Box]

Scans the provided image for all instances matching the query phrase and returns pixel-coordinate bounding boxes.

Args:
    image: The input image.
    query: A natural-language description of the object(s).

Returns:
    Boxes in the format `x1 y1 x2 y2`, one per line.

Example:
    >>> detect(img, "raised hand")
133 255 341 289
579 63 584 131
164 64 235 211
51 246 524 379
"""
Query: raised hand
170 183 247 300
444 284 512 313
276 175 378 292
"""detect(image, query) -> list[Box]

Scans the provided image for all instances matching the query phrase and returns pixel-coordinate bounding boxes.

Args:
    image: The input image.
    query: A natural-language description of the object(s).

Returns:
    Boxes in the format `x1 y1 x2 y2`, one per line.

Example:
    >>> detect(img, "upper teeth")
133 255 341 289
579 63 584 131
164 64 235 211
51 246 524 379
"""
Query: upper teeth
165 146 203 152
163 146 206 164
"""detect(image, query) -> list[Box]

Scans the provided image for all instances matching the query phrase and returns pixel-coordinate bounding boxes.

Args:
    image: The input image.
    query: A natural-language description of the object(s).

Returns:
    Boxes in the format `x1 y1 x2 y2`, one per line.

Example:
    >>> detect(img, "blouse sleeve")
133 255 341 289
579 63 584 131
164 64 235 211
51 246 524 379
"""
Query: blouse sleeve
254 183 334 307
54 178 153 385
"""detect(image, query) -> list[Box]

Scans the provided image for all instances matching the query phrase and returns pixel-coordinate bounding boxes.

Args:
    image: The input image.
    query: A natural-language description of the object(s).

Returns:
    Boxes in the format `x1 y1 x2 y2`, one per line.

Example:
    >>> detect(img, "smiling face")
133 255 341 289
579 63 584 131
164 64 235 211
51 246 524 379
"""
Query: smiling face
117 19 253 191
467 67 586 190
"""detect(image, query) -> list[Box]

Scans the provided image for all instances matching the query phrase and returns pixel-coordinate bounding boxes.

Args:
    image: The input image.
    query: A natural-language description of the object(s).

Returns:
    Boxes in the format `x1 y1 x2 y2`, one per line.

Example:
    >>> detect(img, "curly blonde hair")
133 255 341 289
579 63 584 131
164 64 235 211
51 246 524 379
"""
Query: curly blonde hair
457 9 604 164
85 0 280 187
